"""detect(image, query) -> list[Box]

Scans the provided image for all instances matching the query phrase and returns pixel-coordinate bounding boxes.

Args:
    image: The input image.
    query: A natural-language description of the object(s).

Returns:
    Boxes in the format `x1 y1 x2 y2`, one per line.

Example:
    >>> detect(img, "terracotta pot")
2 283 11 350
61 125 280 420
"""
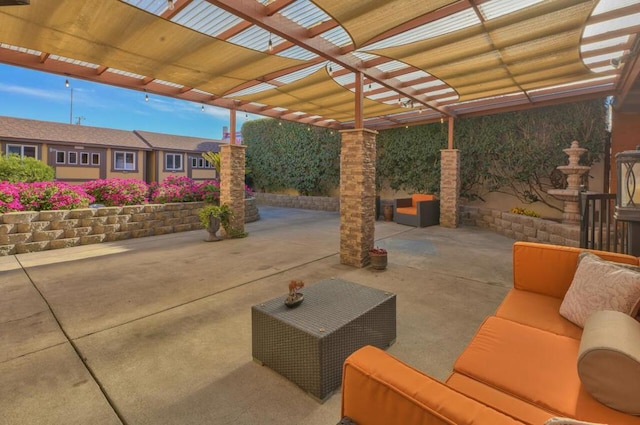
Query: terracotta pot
382 204 393 222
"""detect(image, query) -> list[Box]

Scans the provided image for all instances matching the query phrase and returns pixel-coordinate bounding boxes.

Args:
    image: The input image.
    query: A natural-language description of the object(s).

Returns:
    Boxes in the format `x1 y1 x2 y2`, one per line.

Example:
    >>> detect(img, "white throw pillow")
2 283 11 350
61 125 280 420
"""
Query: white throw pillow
559 252 640 327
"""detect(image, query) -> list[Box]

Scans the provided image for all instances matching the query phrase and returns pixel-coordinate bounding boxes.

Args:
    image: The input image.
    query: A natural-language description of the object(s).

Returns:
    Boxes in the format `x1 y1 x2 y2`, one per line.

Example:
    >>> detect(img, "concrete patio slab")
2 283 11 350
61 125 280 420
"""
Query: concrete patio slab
1 206 516 425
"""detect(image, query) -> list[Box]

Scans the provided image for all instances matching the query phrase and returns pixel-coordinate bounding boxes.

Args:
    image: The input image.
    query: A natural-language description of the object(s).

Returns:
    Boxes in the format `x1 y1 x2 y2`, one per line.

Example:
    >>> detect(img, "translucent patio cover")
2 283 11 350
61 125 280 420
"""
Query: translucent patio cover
0 0 639 129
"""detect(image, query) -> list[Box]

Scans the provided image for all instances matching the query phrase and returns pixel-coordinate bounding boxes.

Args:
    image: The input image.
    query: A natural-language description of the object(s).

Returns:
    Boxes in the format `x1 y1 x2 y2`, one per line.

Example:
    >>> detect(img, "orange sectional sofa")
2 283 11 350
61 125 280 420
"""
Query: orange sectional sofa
341 242 640 425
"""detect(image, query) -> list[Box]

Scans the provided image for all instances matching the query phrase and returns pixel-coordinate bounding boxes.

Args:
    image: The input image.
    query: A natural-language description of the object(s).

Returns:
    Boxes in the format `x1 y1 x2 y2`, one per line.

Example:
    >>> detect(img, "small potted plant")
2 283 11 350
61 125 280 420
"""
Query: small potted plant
285 280 305 308
369 246 388 270
198 203 233 242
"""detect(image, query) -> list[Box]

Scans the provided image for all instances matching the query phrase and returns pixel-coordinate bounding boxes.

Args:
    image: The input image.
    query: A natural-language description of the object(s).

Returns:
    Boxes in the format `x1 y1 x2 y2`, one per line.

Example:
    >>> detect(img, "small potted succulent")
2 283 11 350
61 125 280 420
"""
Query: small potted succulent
369 246 388 270
285 280 305 308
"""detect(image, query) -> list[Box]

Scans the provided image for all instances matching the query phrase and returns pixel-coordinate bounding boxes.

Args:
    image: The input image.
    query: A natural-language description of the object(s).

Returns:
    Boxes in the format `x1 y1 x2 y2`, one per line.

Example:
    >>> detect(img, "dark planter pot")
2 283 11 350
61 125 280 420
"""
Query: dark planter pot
370 253 388 270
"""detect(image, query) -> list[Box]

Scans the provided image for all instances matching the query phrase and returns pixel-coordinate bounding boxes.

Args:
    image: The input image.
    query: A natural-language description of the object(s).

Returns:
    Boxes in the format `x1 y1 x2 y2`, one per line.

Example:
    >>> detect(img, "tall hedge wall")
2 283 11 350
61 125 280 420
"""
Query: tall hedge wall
243 99 607 204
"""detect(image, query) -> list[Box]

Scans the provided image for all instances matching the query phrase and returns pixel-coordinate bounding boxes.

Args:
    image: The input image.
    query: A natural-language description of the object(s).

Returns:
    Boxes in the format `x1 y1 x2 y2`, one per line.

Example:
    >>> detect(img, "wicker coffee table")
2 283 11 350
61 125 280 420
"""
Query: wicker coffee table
251 278 396 402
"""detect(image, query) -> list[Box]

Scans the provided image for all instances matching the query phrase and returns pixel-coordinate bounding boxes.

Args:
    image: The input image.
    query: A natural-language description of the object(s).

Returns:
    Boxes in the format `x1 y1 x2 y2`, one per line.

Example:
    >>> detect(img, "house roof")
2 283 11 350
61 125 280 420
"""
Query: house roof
0 0 639 129
134 130 222 152
0 116 151 150
0 115 223 152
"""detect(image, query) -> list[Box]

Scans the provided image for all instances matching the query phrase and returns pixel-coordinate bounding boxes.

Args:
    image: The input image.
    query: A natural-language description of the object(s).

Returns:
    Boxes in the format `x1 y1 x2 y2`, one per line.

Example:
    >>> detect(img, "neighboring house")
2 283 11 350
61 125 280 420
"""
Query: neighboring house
134 130 221 183
0 116 223 183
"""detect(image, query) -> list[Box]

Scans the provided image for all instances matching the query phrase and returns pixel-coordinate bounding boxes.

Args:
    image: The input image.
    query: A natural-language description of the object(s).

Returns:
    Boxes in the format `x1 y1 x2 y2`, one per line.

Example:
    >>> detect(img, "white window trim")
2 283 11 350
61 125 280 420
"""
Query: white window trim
56 151 66 164
114 151 136 171
6 144 37 158
68 151 78 165
80 152 90 165
165 153 183 171
91 153 100 166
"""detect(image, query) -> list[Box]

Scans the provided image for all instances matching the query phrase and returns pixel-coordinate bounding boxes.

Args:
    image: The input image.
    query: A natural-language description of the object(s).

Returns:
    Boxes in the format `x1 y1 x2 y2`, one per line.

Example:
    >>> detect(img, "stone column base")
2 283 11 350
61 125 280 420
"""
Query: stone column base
440 149 460 228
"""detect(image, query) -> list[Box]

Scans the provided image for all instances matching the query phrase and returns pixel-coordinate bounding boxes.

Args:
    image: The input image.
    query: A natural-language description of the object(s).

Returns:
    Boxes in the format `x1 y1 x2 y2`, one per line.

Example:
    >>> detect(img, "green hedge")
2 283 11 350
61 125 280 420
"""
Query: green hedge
243 99 606 205
0 154 54 182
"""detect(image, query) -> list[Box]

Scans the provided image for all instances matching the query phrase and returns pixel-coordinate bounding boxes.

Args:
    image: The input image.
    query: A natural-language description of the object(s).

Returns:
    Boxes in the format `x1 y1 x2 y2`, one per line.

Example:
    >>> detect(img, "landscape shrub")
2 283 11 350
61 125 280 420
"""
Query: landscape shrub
150 175 200 203
0 181 94 212
83 178 149 206
0 154 54 182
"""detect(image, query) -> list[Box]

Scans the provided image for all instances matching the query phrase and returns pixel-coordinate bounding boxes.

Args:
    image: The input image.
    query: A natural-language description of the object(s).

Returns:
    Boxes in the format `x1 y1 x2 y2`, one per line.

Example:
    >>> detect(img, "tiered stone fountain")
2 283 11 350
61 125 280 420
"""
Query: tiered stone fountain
547 141 591 225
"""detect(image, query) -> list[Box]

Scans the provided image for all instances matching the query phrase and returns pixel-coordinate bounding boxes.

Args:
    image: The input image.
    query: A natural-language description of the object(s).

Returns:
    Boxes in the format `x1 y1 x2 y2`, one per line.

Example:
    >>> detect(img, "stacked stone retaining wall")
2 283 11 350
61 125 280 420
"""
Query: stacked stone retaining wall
0 198 259 256
253 192 339 212
460 205 580 247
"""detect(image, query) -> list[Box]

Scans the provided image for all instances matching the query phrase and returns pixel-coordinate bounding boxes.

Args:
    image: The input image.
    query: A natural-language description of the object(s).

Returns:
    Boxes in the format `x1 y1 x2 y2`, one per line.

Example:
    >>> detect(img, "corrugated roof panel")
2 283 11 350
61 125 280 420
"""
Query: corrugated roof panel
274 63 325 84
333 74 354 86
277 45 318 60
155 79 183 88
413 80 446 90
395 71 430 82
376 61 409 72
49 55 99 69
477 0 543 20
192 88 213 96
228 26 284 51
593 0 640 15
320 26 352 47
351 52 378 61
226 83 277 97
583 12 640 37
365 9 480 50
527 75 616 95
107 68 147 80
581 35 630 53
367 91 396 100
122 0 167 15
1 43 41 55
280 0 330 28
583 50 626 65
172 1 242 37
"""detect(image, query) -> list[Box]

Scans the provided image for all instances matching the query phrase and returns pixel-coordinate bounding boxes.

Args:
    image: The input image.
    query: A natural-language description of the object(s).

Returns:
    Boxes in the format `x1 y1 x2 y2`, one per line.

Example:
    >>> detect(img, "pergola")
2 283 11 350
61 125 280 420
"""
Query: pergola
1 0 639 266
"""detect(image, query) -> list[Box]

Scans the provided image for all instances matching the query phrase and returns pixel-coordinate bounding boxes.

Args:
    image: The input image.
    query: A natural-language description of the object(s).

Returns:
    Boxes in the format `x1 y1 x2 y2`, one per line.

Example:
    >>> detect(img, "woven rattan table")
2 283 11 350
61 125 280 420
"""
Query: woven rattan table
251 278 396 402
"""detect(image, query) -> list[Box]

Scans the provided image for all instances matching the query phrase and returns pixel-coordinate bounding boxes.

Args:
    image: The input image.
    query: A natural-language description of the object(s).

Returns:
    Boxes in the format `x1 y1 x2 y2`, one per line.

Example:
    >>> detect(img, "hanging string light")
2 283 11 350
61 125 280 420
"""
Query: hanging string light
144 89 149 102
268 33 273 52
201 104 205 112
167 0 175 11
328 64 333 76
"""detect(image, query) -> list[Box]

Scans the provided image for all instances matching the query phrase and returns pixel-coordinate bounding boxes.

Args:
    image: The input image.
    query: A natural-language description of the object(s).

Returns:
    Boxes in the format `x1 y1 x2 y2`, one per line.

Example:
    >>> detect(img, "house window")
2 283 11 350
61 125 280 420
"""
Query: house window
91 153 100 166
6 144 37 158
198 158 205 168
80 152 90 165
68 151 78 164
56 151 66 164
165 153 183 171
114 151 135 170
191 157 197 168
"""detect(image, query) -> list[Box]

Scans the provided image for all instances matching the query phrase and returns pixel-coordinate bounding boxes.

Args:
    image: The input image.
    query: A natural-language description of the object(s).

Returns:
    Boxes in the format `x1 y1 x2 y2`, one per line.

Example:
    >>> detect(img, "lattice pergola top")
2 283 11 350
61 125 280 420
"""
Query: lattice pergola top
0 0 639 129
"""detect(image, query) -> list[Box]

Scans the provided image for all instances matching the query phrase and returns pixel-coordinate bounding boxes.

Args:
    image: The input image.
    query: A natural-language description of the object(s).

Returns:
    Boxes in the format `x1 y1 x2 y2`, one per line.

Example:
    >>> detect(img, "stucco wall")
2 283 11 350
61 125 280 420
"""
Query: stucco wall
253 192 339 211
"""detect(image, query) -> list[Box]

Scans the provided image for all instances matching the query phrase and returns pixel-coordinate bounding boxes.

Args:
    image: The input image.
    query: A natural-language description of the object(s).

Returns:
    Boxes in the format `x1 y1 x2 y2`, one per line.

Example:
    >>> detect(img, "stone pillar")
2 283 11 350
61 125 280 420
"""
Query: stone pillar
220 144 246 236
340 129 377 267
440 149 460 228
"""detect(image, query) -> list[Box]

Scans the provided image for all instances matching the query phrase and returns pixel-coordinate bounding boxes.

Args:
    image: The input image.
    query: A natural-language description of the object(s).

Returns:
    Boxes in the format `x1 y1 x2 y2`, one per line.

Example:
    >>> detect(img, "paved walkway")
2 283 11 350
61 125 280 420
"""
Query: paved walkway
0 206 516 425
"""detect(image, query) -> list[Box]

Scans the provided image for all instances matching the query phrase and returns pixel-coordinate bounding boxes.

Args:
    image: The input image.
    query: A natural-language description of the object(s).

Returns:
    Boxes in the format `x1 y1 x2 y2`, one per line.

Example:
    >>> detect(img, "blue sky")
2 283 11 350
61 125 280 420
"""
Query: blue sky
0 63 257 139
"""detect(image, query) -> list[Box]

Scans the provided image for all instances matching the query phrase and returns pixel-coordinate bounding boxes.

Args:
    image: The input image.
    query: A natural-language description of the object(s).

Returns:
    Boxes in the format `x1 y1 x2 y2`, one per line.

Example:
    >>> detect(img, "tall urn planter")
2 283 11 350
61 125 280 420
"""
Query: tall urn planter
199 204 233 242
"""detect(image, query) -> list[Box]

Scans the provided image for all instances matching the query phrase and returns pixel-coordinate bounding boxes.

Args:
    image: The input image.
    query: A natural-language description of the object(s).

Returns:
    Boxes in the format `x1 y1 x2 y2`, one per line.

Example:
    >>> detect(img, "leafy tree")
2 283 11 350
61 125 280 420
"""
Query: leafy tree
0 154 54 182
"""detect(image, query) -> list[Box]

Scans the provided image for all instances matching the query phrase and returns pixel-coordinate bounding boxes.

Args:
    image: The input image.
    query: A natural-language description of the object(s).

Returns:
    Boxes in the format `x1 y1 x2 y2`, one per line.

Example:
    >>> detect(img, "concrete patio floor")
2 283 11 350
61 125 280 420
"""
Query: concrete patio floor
1 206 516 425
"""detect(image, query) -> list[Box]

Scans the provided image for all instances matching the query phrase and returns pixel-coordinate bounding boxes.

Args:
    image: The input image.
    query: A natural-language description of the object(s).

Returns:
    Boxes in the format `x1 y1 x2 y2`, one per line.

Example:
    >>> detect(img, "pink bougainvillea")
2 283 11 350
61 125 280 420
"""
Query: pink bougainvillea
83 178 149 206
0 181 93 212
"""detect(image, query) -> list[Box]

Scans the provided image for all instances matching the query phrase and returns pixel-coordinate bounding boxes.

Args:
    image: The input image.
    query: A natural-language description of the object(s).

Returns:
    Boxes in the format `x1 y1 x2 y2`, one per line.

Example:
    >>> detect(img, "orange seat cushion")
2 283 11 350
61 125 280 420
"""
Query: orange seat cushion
495 289 583 339
446 372 555 424
396 206 417 215
454 316 640 424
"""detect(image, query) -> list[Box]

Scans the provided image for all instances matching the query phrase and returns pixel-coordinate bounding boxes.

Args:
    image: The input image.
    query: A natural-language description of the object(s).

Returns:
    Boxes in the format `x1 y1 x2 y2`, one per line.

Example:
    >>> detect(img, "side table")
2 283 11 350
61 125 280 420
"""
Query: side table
251 278 396 402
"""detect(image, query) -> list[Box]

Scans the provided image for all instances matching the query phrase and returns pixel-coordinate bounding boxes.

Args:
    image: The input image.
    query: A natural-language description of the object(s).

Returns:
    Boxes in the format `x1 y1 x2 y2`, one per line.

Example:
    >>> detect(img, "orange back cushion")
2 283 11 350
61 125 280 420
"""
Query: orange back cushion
411 194 435 206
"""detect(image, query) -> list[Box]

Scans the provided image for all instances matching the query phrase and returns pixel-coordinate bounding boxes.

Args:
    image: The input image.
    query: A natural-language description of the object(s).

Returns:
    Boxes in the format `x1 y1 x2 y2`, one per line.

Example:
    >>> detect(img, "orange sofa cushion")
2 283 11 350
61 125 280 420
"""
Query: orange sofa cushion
342 345 526 425
396 194 436 216
513 241 639 299
446 372 555 424
495 289 583 339
412 194 435 204
453 316 640 425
